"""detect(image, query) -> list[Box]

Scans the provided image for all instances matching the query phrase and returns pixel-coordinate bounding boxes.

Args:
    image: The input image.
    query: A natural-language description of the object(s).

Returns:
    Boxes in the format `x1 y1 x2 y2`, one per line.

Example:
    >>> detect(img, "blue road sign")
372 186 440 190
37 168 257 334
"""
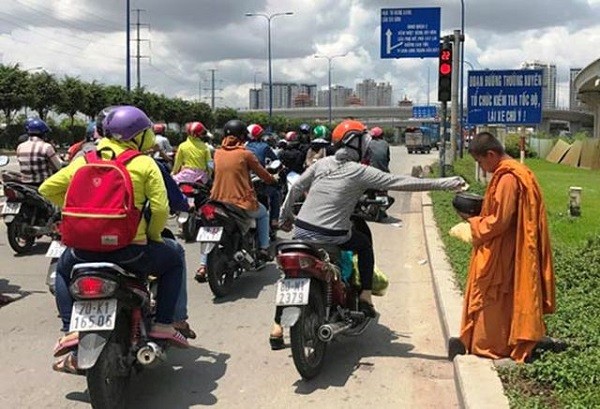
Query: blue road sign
467 69 543 125
412 105 437 118
380 7 440 59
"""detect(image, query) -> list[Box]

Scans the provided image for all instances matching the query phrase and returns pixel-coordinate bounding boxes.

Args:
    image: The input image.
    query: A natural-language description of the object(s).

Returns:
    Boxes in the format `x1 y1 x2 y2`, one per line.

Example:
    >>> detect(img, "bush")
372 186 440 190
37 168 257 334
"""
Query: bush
504 133 537 159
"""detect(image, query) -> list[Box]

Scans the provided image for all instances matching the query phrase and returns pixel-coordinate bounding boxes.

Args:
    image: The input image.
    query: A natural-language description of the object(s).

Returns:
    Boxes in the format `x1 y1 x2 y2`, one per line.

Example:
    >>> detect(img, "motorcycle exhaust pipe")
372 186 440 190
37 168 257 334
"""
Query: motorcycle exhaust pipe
233 250 255 269
136 341 165 366
317 321 353 342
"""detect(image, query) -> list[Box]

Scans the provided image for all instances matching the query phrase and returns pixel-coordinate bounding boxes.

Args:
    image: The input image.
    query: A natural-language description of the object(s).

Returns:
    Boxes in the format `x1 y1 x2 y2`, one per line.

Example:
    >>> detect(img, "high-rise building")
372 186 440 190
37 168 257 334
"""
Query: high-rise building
317 85 353 107
355 79 393 106
248 82 317 109
521 60 557 109
569 67 584 111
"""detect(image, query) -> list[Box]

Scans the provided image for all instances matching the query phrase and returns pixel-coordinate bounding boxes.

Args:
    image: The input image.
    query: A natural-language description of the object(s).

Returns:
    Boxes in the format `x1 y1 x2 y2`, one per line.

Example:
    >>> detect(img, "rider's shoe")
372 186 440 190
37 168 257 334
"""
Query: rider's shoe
358 300 377 318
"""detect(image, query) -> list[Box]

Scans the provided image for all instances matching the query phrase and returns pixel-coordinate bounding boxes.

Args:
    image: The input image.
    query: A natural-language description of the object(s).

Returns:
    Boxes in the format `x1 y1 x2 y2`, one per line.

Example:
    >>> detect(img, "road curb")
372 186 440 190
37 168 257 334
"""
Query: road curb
421 192 510 409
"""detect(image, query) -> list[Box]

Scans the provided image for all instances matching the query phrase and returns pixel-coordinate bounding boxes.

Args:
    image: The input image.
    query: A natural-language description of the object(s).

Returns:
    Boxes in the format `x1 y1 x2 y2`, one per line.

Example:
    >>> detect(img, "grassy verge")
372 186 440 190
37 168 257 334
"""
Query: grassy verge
430 156 600 408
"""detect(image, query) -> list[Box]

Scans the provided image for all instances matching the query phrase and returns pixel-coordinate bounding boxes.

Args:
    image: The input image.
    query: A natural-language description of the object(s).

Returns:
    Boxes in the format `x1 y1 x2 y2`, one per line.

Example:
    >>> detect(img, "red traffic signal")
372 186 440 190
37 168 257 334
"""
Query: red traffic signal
438 42 453 102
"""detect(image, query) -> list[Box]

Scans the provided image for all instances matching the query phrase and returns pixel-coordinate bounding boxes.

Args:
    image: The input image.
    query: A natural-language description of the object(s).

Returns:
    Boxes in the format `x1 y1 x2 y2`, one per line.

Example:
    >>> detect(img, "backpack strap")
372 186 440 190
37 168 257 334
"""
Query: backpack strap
115 149 141 165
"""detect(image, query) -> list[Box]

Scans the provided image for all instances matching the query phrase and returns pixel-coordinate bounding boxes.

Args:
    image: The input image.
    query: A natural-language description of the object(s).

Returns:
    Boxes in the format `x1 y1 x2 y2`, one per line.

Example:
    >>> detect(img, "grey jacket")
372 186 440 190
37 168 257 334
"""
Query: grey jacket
367 139 391 172
280 148 463 235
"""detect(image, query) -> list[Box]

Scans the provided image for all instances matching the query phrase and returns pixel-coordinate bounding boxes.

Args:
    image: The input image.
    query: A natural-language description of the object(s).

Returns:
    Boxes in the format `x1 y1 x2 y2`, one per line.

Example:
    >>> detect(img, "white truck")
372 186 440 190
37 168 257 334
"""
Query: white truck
404 127 432 154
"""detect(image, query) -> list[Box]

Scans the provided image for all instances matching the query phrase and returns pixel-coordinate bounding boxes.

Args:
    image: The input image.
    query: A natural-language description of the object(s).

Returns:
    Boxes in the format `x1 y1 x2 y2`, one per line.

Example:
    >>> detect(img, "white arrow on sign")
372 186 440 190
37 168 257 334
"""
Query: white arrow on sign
385 29 403 55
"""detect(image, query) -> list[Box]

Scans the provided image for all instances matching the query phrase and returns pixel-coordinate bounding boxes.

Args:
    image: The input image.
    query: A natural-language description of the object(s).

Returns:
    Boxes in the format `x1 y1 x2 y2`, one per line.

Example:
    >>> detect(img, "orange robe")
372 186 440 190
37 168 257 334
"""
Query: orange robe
460 159 555 362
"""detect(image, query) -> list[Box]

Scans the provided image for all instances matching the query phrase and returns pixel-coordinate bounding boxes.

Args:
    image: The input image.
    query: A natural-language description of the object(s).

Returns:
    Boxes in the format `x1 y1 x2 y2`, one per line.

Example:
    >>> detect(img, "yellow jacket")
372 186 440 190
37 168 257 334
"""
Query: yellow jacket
172 136 211 174
39 138 168 244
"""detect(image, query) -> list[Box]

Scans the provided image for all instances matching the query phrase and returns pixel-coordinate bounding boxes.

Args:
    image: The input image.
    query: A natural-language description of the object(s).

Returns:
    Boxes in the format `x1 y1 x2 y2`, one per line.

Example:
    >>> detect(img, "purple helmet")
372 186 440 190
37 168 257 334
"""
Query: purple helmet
102 106 151 141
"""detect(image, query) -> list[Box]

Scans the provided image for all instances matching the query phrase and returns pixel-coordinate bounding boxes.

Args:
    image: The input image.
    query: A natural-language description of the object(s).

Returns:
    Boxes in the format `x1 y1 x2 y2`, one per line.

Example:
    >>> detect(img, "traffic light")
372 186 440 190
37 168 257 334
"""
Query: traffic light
438 41 453 102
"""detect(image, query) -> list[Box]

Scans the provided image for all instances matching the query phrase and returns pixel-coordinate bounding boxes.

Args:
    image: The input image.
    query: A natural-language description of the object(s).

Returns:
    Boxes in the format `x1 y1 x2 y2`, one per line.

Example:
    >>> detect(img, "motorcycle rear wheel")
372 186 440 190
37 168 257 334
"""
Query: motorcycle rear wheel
206 246 235 298
7 222 35 254
86 322 131 409
290 280 327 379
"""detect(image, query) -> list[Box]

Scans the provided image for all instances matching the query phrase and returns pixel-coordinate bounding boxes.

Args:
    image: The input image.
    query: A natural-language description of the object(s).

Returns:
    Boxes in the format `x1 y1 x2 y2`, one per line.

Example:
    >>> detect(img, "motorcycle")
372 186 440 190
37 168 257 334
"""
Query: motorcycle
354 190 395 222
254 159 284 240
273 220 377 380
176 181 211 242
67 259 167 408
0 174 60 254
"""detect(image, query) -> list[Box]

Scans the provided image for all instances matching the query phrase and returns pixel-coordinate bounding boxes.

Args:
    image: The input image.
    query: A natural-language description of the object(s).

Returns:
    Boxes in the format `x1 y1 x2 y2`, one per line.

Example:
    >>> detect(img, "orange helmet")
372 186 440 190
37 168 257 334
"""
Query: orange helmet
247 123 264 140
332 119 371 160
186 121 206 137
153 123 166 134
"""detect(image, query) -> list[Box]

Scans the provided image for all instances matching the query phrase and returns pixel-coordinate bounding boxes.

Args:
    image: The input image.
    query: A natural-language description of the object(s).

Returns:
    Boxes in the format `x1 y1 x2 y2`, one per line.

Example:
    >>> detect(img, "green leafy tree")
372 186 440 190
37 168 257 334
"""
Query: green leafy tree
104 85 131 107
0 64 29 125
56 76 87 128
189 101 214 129
81 80 108 120
213 107 239 128
25 71 61 120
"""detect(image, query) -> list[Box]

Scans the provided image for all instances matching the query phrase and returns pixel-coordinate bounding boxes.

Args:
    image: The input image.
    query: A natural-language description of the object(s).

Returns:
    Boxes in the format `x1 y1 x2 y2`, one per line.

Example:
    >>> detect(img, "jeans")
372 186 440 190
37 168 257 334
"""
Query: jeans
55 240 183 332
164 238 188 322
245 202 270 249
264 185 281 222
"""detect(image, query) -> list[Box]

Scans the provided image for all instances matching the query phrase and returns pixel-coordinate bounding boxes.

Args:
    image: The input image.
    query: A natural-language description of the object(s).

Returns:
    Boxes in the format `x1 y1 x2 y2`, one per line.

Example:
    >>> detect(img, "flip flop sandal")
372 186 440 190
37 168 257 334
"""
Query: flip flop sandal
53 332 79 357
194 267 207 283
52 352 85 376
149 328 190 348
173 321 197 340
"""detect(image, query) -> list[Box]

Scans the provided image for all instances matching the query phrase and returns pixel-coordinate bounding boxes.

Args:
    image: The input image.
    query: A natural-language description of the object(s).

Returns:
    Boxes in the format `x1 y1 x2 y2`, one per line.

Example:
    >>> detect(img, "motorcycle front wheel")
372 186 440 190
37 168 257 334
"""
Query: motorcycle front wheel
206 245 235 298
290 280 327 380
7 221 35 254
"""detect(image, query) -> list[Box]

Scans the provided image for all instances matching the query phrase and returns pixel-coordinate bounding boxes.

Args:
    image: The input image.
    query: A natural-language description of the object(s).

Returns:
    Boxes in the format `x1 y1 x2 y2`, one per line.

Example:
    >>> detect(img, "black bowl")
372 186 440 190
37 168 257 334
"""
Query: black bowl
452 192 483 216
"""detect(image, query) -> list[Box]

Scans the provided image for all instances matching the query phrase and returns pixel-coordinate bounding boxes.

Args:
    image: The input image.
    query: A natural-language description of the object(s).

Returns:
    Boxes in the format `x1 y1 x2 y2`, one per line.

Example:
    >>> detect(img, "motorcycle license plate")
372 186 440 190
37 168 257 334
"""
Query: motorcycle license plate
275 278 310 306
376 196 389 206
1 202 21 215
45 240 66 258
187 197 195 207
69 299 117 332
196 226 223 242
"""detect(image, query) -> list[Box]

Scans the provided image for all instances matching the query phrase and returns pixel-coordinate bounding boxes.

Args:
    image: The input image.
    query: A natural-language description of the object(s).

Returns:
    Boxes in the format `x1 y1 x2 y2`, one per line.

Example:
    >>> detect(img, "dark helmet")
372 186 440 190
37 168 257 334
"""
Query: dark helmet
95 105 120 137
299 123 311 135
223 119 248 139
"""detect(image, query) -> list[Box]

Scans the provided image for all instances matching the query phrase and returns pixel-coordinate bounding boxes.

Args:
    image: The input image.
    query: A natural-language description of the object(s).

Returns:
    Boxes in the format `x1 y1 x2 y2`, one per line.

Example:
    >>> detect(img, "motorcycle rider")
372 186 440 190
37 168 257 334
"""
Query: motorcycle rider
245 123 281 235
17 117 38 144
67 121 98 161
152 123 174 166
367 127 391 173
172 121 212 185
278 131 306 175
16 118 63 186
196 119 276 281
40 106 190 373
270 119 466 349
304 125 330 168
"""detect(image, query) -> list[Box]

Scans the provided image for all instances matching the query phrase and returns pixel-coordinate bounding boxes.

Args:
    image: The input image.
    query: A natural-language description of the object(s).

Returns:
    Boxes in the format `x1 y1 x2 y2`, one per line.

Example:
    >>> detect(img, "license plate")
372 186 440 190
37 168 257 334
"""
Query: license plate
69 299 117 332
1 202 21 215
187 197 195 207
196 226 223 242
45 240 66 258
275 278 311 306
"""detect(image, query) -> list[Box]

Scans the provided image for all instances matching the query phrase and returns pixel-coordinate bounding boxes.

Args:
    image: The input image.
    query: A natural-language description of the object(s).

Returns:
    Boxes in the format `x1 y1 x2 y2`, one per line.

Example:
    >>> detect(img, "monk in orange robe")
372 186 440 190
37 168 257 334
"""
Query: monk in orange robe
452 132 555 363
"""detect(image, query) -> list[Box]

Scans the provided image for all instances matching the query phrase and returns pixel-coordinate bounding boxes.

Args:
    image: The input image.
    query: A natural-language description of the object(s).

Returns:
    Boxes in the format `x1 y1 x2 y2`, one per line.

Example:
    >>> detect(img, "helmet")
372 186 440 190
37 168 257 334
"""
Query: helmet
262 133 276 147
153 123 166 134
186 121 206 137
26 118 51 135
24 117 37 131
247 124 264 140
103 106 152 141
223 119 248 139
85 121 96 141
95 105 120 137
299 123 311 134
285 131 299 143
370 127 383 139
312 125 329 140
332 119 371 160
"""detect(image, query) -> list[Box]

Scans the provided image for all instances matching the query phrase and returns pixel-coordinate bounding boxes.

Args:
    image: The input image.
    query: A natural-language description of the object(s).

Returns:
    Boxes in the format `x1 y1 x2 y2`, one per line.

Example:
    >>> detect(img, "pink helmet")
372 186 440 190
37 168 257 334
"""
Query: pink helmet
370 127 383 139
247 124 264 140
285 131 298 143
153 123 166 134
186 121 206 137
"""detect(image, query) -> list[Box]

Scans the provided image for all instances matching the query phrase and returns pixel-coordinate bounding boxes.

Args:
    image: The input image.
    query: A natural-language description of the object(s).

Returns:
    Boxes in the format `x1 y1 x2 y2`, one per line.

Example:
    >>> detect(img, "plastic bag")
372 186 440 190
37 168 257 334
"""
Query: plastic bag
351 255 389 297
449 222 472 243
339 250 354 282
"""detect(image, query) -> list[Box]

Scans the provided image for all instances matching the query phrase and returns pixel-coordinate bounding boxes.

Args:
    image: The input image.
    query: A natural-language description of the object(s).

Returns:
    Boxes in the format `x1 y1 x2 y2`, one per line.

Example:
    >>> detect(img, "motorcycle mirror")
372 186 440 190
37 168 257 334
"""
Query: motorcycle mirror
0 155 9 167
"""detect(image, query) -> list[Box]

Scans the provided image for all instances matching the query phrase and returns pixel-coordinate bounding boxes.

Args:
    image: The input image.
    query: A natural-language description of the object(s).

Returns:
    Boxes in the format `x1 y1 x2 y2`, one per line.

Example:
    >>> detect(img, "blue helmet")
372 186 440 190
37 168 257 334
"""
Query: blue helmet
85 121 96 141
26 119 51 135
24 117 37 131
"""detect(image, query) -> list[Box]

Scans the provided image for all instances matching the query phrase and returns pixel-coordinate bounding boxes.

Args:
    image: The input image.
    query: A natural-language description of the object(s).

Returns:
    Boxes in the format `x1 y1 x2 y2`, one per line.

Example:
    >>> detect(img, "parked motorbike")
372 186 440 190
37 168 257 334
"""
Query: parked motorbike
273 220 377 380
176 182 210 242
0 174 60 254
67 259 168 408
354 190 395 222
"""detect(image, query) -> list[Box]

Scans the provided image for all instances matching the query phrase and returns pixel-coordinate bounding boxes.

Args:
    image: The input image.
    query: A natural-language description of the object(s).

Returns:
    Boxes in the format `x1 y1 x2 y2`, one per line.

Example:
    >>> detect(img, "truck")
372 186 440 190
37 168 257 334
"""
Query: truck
404 126 432 154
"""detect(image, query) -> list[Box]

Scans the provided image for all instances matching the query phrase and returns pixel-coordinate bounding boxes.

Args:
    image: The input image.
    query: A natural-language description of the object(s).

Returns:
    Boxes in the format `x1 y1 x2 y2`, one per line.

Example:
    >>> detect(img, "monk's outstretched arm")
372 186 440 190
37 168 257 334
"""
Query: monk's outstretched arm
469 174 518 245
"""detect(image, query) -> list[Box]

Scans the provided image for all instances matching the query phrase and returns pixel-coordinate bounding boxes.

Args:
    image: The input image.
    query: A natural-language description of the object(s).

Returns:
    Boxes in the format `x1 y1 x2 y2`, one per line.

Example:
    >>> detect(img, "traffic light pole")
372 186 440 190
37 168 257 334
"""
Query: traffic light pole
450 29 461 163
440 101 448 177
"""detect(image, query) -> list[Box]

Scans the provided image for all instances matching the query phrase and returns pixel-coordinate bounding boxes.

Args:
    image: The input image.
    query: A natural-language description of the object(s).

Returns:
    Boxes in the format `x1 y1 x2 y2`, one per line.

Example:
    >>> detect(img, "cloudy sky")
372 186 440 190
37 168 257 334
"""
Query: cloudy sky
2 0 600 109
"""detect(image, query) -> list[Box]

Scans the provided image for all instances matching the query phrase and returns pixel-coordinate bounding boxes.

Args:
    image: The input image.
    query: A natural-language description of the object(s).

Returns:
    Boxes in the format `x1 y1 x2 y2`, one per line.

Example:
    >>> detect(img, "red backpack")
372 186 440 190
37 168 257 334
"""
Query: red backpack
61 149 142 252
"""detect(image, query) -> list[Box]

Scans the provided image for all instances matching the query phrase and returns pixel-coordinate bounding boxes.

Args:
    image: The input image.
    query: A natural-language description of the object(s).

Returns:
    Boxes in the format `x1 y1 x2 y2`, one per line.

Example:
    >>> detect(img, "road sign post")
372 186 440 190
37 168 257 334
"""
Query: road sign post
380 8 440 59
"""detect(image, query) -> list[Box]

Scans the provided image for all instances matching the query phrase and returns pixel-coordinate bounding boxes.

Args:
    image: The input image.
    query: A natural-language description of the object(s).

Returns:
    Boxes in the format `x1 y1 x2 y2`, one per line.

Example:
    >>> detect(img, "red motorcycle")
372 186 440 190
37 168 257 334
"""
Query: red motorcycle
274 232 375 379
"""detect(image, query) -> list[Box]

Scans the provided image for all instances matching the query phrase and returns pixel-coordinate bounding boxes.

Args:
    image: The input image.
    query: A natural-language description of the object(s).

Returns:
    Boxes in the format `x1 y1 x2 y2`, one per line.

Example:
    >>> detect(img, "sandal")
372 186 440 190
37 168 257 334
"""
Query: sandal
173 321 197 340
52 352 84 376
194 266 207 283
53 332 79 357
149 325 190 348
269 335 285 351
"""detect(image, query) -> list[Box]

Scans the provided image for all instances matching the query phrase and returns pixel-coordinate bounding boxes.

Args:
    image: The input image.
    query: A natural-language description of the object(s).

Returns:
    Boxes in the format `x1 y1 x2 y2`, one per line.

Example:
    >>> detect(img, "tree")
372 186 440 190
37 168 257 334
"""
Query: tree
81 80 108 120
25 71 61 120
213 107 239 128
56 76 87 128
104 85 131 107
0 64 29 126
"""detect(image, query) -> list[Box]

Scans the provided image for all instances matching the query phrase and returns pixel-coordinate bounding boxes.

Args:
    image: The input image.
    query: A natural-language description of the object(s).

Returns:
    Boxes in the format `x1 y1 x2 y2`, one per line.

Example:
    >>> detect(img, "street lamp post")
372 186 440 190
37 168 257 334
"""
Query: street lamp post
314 53 347 126
245 11 294 124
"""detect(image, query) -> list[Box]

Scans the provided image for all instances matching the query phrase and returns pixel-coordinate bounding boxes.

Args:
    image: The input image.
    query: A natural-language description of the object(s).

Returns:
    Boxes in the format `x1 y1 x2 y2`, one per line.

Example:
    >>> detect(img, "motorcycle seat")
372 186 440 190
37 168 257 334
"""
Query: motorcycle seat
71 262 140 280
277 240 341 264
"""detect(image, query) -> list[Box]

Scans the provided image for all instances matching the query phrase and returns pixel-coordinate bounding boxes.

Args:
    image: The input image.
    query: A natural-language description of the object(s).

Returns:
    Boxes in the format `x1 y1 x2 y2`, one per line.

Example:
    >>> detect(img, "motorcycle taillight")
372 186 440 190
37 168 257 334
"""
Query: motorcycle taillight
180 184 195 195
70 276 118 299
200 204 217 221
276 253 319 276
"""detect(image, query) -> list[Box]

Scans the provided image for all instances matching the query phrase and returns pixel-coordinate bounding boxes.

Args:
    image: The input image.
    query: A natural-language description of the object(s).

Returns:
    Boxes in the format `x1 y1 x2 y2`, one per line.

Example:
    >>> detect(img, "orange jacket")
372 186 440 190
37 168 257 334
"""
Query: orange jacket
210 136 275 211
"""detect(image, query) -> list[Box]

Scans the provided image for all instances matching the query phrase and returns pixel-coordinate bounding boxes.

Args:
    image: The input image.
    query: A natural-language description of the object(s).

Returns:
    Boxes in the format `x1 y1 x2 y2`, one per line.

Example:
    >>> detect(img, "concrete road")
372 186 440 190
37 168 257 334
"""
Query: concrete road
0 147 458 408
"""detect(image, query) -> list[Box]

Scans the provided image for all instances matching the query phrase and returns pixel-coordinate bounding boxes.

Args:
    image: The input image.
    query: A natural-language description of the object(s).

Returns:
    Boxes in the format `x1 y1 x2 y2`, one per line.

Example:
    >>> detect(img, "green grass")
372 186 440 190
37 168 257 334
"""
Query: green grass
429 156 600 408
